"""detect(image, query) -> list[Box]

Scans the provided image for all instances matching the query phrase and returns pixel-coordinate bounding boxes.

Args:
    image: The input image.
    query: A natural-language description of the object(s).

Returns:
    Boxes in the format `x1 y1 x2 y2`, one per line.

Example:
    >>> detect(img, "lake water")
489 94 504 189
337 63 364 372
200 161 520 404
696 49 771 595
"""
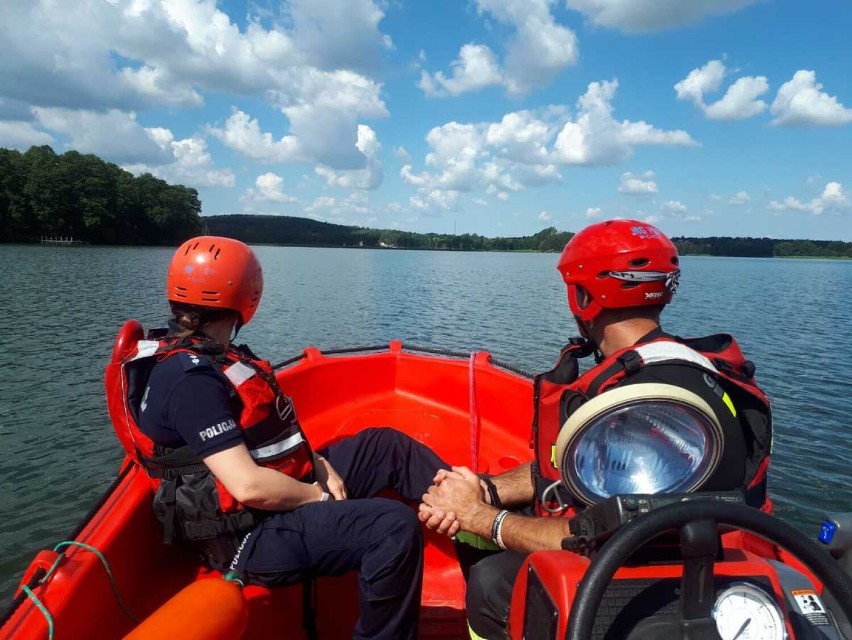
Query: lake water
1 244 850 607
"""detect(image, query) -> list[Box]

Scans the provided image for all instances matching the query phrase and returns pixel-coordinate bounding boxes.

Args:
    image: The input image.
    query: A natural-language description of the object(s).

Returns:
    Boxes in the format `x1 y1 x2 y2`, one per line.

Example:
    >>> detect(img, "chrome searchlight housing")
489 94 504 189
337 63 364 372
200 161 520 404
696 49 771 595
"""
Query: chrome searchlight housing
554 383 724 506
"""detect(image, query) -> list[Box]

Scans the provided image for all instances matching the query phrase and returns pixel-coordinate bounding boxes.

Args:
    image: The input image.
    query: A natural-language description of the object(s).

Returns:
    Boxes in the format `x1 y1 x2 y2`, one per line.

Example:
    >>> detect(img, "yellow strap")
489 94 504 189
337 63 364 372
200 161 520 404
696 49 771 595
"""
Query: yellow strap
550 444 557 468
468 622 488 640
721 392 737 417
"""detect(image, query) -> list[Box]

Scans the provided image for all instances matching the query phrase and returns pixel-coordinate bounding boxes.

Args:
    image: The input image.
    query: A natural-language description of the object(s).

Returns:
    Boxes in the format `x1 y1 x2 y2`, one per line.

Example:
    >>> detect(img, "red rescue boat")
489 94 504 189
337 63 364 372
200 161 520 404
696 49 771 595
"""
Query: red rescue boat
4 321 852 640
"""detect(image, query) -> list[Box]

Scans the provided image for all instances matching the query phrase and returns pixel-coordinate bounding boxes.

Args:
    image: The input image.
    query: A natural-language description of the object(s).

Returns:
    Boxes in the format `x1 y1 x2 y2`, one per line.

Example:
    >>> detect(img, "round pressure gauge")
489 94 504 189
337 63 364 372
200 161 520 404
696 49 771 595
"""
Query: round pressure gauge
712 582 786 640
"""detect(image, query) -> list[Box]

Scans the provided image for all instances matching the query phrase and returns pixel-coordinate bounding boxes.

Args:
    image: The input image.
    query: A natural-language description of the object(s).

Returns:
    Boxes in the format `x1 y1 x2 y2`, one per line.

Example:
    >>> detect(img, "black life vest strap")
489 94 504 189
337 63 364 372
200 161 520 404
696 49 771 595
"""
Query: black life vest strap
159 478 178 545
141 446 208 478
743 474 767 509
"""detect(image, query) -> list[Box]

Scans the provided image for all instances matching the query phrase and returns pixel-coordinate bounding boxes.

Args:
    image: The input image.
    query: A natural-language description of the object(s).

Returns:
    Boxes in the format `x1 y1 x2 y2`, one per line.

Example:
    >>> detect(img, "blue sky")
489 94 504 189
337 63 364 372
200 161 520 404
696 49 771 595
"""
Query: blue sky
1 0 850 241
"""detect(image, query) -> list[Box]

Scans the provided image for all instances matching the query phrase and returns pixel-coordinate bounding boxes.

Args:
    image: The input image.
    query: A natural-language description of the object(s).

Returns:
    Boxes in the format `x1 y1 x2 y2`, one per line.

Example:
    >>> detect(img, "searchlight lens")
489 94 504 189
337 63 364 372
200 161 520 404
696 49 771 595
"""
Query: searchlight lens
559 391 723 506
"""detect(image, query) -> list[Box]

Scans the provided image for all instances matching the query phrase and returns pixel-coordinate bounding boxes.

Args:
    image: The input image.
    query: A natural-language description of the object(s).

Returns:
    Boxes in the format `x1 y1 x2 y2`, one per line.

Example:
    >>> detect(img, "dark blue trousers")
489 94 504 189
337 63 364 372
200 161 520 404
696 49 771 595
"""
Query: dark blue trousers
234 428 447 640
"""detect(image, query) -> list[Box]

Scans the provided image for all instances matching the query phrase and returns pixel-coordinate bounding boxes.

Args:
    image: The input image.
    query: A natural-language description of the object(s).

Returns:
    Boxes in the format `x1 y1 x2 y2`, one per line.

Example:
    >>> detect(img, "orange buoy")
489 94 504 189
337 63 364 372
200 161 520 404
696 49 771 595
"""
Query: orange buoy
124 578 247 640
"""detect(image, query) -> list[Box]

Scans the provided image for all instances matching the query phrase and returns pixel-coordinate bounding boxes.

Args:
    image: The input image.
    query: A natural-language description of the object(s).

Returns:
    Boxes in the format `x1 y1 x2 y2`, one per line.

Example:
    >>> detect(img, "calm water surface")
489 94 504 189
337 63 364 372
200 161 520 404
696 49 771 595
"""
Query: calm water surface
1 245 850 606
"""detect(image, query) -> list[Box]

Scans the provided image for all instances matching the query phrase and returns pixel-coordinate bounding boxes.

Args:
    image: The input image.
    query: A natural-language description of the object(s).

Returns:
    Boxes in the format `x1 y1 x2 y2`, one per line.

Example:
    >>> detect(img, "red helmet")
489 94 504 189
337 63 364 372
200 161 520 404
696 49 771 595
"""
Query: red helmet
557 219 680 324
167 236 263 326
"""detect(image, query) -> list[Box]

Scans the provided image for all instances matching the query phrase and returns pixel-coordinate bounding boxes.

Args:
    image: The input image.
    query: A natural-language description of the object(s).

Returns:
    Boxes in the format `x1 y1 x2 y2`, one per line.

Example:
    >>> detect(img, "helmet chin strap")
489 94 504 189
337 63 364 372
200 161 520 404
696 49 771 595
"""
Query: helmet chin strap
574 316 604 364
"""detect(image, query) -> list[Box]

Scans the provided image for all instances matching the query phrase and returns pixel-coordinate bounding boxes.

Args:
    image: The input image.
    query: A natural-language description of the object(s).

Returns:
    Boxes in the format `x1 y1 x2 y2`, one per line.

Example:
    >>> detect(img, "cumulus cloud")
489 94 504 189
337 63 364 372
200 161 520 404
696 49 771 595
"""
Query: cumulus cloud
567 0 760 32
315 125 383 189
554 80 697 165
770 70 852 127
303 190 373 221
403 82 695 200
242 173 298 207
0 120 55 149
33 108 172 164
767 182 849 215
729 191 750 205
208 109 300 163
419 0 577 97
286 0 392 73
619 171 658 195
409 188 461 215
394 146 412 163
675 60 768 120
124 130 234 189
0 0 391 176
419 44 503 97
538 211 552 222
586 206 603 218
662 200 688 213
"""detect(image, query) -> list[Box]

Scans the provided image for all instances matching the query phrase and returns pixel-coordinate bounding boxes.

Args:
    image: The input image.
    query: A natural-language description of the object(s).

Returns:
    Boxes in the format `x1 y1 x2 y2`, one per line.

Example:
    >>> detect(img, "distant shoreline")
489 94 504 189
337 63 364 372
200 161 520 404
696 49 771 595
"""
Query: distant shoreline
5 240 849 260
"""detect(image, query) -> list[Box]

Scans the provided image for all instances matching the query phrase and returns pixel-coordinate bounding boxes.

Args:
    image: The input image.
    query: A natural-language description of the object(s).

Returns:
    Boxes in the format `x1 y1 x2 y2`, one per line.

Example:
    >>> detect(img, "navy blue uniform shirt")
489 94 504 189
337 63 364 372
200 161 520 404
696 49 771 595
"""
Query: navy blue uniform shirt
138 351 244 458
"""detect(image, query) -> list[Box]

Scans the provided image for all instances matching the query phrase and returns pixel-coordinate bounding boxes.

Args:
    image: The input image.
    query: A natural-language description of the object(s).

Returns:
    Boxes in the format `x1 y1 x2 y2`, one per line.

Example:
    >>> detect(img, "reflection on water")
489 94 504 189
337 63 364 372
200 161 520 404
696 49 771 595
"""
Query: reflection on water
1 245 850 605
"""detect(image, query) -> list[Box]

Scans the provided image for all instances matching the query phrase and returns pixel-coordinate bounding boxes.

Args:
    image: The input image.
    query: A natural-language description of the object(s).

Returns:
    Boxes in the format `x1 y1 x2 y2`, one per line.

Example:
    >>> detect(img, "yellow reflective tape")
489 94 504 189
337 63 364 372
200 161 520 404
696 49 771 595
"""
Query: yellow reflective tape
551 444 557 468
468 623 487 640
721 392 737 417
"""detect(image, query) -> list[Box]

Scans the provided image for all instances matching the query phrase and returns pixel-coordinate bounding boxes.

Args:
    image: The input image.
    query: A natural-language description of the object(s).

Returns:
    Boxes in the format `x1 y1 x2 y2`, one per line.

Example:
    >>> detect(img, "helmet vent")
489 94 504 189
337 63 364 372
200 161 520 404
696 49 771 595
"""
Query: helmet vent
596 271 610 279
620 282 640 290
629 258 650 268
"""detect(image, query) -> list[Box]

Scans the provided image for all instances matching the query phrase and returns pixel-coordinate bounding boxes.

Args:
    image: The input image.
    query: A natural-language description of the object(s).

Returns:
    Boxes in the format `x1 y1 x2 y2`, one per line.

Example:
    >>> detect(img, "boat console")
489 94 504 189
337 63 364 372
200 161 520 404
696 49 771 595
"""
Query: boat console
508 494 852 640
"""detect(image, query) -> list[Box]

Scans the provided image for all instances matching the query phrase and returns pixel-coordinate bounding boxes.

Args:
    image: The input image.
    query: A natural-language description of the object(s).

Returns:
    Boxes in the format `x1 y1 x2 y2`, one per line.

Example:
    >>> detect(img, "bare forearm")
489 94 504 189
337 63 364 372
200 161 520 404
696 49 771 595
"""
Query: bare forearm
500 513 570 553
240 467 322 511
490 462 535 508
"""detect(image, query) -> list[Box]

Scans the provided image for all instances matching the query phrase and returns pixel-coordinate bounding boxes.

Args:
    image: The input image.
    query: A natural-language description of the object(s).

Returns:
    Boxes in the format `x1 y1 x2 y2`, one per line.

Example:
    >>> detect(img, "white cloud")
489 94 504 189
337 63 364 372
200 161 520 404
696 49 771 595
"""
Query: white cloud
287 0 392 73
304 190 371 220
770 70 852 127
0 0 390 175
729 191 750 205
662 200 688 213
409 188 461 214
242 173 298 206
586 206 603 219
401 122 484 191
567 0 760 32
418 44 503 97
33 108 172 164
394 146 412 163
675 60 768 120
486 110 555 165
0 120 55 149
554 80 697 165
124 131 235 188
419 0 577 97
704 76 769 120
675 60 726 106
403 84 694 202
538 211 552 222
768 182 849 215
208 109 300 163
315 125 383 189
619 171 658 195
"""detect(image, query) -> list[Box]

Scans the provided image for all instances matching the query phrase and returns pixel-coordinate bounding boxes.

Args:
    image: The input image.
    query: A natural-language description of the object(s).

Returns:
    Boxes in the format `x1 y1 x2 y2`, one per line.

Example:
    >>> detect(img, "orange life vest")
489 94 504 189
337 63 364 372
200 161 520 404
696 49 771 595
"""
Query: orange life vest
105 326 314 556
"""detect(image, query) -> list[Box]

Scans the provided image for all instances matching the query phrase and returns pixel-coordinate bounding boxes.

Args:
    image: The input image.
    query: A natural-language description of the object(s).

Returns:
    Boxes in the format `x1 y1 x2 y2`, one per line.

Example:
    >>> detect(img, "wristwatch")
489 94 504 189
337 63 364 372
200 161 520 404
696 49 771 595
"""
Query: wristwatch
314 481 330 502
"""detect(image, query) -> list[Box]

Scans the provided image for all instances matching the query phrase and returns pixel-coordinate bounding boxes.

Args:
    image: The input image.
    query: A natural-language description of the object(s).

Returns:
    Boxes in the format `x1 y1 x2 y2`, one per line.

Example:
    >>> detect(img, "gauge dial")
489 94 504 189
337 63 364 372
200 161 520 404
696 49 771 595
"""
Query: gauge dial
712 583 786 640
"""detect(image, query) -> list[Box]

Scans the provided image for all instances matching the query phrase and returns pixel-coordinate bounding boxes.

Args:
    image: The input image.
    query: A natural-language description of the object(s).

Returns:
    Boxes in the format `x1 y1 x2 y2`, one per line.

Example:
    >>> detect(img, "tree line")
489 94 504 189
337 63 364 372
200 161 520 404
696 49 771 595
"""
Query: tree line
673 236 852 258
2 146 848 257
206 214 574 252
0 146 202 244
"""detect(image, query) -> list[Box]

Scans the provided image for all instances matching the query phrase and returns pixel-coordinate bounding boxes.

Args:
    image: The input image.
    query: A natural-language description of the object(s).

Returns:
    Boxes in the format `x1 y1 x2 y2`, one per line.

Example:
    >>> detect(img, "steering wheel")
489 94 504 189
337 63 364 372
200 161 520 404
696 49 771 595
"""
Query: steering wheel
567 500 852 640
